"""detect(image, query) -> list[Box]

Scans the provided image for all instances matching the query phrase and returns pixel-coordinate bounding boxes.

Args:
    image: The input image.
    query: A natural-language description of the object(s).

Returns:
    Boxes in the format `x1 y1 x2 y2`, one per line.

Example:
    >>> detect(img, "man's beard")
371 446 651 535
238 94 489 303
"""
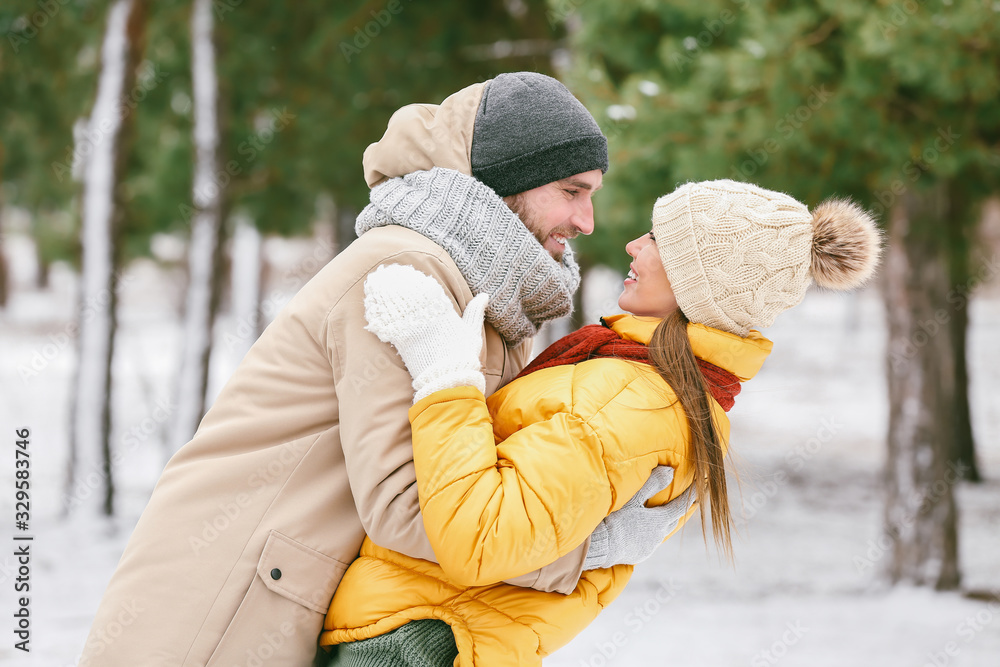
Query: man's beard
503 193 570 261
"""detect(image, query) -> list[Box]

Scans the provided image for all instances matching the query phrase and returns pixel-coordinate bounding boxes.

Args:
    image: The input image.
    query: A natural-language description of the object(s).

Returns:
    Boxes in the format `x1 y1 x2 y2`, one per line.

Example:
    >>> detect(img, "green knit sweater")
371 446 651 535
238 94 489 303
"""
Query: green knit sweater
324 620 457 667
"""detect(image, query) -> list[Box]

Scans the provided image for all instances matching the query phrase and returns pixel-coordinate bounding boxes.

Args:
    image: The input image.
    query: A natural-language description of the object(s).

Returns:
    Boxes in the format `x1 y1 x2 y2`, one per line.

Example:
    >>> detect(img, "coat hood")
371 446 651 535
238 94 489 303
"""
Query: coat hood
363 81 488 188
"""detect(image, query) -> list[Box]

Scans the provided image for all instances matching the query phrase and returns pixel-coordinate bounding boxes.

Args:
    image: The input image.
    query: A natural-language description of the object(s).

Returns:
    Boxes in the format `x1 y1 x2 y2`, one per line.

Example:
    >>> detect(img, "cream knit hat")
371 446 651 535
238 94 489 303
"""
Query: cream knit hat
652 179 881 336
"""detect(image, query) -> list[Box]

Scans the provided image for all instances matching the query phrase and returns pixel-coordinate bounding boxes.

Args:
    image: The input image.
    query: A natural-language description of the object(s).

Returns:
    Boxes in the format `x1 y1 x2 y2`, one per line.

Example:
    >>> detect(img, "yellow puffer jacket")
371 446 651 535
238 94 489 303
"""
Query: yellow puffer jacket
321 315 772 666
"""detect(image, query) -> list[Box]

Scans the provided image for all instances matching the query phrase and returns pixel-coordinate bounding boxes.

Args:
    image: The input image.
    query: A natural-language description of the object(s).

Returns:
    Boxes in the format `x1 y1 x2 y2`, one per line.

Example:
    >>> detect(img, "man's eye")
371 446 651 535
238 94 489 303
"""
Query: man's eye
565 189 579 197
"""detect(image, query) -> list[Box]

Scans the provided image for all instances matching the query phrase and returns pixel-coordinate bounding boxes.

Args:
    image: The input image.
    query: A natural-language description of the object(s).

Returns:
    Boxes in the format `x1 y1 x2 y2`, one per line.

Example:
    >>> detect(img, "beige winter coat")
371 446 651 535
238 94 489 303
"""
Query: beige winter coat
79 80 588 667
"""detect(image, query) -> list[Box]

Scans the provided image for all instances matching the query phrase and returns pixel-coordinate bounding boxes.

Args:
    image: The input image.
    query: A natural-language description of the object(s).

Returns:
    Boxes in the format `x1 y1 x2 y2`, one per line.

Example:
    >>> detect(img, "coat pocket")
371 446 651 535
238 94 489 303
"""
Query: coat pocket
205 530 348 667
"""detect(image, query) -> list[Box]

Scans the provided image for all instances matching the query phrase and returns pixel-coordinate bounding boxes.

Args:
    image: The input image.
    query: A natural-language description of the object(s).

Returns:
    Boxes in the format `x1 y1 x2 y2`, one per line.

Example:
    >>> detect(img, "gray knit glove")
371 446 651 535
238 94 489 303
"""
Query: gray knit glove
364 264 489 403
583 466 696 570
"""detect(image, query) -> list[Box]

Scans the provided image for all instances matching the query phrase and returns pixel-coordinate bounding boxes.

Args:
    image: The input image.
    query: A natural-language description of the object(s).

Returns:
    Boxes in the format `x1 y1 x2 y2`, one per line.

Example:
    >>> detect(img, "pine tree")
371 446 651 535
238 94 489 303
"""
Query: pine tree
170 0 227 451
70 0 149 517
560 0 1000 589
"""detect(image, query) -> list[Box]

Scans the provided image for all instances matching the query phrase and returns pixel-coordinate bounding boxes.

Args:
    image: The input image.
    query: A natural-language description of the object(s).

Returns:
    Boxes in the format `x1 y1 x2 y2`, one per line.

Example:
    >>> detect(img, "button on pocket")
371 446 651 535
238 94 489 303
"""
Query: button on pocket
203 530 349 667
256 530 347 613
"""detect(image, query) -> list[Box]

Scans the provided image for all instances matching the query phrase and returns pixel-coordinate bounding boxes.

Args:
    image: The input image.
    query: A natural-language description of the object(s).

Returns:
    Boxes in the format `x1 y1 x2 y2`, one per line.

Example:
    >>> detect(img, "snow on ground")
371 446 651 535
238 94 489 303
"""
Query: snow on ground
0 235 998 666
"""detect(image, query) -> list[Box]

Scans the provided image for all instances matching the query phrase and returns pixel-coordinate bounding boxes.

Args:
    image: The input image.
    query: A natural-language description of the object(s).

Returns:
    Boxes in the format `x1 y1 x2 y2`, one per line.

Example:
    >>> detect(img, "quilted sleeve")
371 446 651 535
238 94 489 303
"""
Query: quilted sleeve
408 386 614 587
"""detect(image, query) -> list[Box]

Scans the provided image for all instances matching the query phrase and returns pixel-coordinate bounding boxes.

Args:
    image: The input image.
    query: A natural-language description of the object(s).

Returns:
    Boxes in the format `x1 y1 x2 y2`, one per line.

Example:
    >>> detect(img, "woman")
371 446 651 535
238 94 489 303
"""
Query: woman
319 179 881 666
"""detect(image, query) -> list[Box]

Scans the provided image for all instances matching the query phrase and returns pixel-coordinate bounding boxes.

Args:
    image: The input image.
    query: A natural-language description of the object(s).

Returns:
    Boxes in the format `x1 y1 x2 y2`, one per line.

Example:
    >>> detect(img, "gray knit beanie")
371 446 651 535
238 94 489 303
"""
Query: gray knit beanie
471 72 608 197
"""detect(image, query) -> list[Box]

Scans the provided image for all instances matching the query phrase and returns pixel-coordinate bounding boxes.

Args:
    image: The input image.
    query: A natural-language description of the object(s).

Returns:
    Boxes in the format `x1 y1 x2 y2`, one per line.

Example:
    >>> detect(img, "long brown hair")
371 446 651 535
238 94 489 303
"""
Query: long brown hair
647 308 735 561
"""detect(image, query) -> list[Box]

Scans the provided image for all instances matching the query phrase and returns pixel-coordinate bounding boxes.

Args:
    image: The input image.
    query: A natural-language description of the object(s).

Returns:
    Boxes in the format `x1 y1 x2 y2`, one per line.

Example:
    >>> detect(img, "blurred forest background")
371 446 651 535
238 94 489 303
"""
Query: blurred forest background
2 1 1000 660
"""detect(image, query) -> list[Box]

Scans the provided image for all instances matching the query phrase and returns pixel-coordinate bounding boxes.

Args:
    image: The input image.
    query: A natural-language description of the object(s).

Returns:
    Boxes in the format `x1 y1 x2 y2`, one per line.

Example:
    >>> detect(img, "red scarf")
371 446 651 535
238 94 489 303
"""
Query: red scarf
515 322 741 411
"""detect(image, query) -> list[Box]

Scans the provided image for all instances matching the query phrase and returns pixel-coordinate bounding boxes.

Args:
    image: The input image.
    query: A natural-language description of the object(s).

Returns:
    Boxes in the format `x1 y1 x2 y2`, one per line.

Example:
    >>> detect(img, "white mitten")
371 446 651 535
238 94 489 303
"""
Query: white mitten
583 465 696 570
363 264 489 403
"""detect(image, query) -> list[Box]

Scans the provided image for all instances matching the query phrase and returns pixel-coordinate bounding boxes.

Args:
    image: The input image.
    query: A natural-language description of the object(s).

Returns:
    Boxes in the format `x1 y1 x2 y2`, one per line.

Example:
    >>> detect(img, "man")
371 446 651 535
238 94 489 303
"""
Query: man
79 72 675 667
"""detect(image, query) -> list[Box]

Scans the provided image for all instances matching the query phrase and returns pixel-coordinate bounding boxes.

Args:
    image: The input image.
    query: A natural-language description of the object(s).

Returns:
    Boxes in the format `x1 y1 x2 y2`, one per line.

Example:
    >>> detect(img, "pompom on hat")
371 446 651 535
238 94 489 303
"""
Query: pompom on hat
651 179 882 337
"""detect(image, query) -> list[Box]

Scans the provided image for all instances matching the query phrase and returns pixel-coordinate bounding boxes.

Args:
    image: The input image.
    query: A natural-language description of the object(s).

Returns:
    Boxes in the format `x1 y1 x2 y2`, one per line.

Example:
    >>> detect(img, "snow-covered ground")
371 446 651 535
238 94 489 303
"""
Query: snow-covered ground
1 234 998 666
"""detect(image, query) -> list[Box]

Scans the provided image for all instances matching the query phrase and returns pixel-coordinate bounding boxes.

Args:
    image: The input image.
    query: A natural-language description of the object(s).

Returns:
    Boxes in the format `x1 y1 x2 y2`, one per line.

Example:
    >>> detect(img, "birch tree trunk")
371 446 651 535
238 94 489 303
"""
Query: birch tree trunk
337 206 358 255
0 221 6 308
171 0 227 451
66 0 145 517
947 195 991 483
0 141 7 309
948 285 979 482
882 185 961 590
33 240 50 289
225 213 262 363
314 192 339 263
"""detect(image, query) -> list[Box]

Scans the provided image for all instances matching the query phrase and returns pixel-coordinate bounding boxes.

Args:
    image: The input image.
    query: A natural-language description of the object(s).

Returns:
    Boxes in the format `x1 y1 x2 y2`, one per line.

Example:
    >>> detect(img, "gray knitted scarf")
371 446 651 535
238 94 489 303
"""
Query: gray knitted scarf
355 167 581 345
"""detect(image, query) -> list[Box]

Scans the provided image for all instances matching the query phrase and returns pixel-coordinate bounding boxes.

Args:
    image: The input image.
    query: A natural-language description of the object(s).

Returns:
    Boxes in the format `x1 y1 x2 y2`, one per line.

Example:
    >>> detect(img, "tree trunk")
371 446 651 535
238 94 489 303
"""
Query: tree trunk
225 213 263 362
257 239 273 330
171 0 227 451
0 224 7 309
36 255 50 289
948 292 979 482
66 0 146 517
568 253 593 329
314 192 339 263
0 141 7 309
947 191 983 482
882 184 961 590
337 205 358 254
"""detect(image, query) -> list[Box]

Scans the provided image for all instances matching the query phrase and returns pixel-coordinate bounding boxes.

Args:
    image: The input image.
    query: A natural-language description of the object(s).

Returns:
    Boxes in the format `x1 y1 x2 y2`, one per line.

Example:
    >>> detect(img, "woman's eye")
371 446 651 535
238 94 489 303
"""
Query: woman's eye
648 232 656 242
